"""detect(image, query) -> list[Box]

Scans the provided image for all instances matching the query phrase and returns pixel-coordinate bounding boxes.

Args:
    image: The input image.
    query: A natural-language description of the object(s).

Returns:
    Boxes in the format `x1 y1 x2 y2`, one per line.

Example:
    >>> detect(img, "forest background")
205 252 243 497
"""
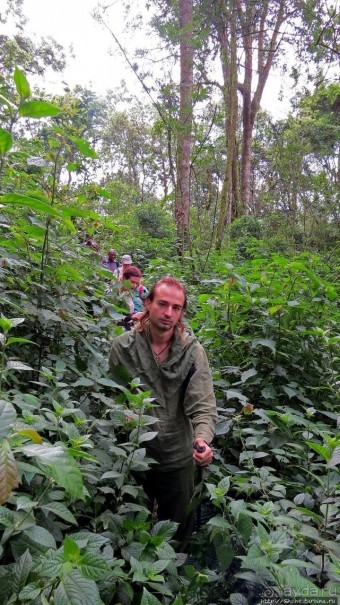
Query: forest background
0 1 339 604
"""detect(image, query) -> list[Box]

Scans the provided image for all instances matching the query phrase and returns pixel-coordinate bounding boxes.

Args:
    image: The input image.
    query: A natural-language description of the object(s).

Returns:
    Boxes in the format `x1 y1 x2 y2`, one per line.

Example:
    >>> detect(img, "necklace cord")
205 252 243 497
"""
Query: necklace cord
153 341 171 357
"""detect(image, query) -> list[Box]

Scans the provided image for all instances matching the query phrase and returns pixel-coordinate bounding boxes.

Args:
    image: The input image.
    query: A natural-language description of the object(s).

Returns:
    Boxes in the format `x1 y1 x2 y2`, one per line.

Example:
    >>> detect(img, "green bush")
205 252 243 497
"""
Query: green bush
189 252 339 600
229 216 263 240
136 203 175 240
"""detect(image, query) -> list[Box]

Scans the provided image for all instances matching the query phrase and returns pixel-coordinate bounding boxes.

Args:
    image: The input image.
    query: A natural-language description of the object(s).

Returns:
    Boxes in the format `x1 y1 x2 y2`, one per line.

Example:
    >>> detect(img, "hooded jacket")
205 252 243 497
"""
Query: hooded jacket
109 326 217 470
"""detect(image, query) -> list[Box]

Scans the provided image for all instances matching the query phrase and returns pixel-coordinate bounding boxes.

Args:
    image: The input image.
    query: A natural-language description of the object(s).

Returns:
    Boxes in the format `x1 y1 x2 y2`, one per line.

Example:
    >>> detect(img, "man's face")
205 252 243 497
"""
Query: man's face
108 250 116 261
146 284 185 333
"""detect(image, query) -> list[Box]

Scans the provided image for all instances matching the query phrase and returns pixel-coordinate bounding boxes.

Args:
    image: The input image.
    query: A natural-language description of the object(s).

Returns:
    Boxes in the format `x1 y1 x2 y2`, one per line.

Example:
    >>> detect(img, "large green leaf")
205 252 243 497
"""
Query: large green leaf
19 100 61 118
79 552 111 580
39 550 64 578
278 565 324 596
0 440 19 504
67 449 99 463
141 588 163 605
18 583 41 601
237 512 252 545
59 205 88 218
21 444 84 500
240 368 257 382
1 193 60 216
207 515 233 530
14 67 31 101
306 441 331 461
0 504 15 526
56 265 85 283
294 507 322 521
69 136 99 159
6 337 37 346
64 536 81 562
54 569 101 605
0 400 17 440
225 389 248 404
6 360 33 371
0 127 13 156
0 317 13 332
216 542 235 572
17 429 42 444
282 385 298 399
12 549 33 595
172 597 184 605
152 520 178 540
8 317 25 328
97 377 125 390
23 525 57 550
251 338 276 353
69 531 109 552
41 502 78 525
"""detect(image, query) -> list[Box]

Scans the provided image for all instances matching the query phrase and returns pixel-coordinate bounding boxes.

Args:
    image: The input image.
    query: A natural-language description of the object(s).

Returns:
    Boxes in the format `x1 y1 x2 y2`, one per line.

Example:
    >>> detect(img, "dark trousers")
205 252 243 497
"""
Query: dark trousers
142 461 194 550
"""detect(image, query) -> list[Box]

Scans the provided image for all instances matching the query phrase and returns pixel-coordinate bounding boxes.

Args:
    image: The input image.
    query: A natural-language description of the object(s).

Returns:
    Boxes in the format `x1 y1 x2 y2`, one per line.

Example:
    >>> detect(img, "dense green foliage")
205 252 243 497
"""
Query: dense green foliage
0 58 339 605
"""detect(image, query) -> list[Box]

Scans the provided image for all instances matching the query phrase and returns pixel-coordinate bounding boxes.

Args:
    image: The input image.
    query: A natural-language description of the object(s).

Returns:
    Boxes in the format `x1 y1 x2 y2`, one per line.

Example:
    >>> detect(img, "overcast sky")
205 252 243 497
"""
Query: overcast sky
22 0 136 93
3 0 292 118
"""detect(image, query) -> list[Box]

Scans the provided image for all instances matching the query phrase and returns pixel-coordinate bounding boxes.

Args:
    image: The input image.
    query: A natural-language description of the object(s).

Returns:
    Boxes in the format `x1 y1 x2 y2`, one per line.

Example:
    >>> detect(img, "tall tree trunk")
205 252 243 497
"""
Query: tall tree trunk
216 0 238 248
232 137 240 214
238 0 253 215
175 0 194 254
238 0 286 214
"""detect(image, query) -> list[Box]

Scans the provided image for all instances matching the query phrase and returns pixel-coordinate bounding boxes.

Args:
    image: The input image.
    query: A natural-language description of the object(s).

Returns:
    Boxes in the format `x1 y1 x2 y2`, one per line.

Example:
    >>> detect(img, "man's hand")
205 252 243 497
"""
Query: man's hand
193 438 213 467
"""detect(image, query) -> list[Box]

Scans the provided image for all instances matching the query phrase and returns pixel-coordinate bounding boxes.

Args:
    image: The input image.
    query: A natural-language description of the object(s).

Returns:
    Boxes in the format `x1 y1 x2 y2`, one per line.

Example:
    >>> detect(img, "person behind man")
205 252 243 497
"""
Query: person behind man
118 266 148 331
84 234 100 252
102 249 120 275
118 254 133 281
122 266 148 313
109 276 217 548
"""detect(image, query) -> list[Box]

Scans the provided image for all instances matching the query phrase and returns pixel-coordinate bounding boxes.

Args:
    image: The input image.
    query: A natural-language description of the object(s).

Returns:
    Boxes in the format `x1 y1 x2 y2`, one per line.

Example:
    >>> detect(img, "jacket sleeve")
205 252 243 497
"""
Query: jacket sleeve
183 344 217 444
108 333 135 385
109 340 119 370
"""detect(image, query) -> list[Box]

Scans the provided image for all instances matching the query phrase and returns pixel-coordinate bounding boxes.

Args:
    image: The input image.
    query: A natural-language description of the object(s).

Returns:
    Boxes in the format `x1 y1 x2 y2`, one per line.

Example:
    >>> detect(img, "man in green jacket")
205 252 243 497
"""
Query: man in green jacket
109 276 217 547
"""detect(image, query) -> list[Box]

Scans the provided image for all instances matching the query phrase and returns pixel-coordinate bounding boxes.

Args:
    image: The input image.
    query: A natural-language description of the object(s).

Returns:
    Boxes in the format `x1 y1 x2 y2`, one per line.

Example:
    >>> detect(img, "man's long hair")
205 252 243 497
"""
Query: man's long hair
136 276 187 337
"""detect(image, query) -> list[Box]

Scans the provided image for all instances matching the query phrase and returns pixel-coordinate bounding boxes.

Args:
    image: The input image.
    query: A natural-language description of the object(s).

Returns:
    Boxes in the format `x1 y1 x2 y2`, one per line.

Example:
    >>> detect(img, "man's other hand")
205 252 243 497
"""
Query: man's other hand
193 438 213 467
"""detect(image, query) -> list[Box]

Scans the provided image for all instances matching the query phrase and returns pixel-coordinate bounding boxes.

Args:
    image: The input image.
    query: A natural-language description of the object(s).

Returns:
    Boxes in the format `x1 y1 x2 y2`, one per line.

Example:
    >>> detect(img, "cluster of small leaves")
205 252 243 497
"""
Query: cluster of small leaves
0 361 188 604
